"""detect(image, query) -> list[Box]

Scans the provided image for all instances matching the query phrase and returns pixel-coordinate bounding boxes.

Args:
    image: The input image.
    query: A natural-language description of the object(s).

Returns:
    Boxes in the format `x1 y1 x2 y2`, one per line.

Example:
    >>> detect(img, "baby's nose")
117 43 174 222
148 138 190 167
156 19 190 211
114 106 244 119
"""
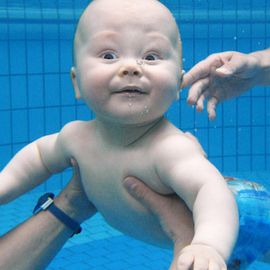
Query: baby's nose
118 62 142 77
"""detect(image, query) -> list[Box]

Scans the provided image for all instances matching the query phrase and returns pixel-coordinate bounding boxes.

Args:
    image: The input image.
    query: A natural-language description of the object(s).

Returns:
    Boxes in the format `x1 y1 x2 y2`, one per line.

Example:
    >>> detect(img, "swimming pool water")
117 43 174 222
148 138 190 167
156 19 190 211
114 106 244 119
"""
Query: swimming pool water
0 177 270 270
0 0 269 269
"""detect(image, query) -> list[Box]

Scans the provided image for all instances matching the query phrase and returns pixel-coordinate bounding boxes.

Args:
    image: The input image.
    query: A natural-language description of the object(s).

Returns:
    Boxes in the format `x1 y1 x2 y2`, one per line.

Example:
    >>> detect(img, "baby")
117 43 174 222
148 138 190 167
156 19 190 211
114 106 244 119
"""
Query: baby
0 0 239 269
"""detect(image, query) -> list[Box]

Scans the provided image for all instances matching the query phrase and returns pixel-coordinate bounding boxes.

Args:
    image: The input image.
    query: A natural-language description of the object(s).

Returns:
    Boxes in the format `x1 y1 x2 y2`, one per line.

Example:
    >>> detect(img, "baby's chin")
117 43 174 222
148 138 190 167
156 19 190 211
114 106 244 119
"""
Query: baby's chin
96 110 165 127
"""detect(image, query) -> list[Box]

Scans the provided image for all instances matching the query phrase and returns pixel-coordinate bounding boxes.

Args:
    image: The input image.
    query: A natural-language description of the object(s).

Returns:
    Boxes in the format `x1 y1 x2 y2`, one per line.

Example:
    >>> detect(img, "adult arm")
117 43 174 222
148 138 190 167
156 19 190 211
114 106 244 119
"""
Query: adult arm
182 49 270 119
0 161 96 270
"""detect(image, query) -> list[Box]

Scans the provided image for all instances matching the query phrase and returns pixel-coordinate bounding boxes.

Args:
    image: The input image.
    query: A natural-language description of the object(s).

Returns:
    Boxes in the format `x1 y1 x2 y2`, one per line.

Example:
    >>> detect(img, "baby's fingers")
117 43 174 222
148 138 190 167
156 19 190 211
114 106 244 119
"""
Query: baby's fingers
178 256 225 270
194 257 211 270
177 252 194 270
209 261 223 270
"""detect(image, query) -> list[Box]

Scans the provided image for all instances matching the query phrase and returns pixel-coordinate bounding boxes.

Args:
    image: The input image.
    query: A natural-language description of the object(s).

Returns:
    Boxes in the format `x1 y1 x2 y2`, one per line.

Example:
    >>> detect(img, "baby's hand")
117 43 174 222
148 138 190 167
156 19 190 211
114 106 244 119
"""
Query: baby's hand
177 244 227 270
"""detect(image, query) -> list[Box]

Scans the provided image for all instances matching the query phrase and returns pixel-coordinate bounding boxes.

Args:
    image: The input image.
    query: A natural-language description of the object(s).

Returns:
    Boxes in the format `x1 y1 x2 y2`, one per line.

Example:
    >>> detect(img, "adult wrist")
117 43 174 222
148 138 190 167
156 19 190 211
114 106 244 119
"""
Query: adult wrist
33 193 82 236
53 194 83 224
250 49 270 86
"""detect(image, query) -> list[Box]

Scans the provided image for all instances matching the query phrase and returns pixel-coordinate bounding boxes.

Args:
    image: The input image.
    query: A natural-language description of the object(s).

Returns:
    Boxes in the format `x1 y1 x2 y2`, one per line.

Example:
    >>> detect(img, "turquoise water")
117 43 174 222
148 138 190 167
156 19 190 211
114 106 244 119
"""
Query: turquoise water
0 0 269 269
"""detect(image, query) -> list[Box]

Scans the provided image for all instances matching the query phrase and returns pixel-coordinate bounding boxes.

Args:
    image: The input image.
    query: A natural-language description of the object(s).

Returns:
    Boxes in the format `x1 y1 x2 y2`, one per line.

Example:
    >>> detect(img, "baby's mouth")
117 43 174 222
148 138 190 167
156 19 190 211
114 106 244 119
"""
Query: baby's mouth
114 86 146 95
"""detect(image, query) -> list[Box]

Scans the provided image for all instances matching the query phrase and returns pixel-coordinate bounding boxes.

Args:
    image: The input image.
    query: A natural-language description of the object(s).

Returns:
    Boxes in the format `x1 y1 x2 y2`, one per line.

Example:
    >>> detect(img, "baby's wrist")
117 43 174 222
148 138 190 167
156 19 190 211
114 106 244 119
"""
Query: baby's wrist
190 241 228 261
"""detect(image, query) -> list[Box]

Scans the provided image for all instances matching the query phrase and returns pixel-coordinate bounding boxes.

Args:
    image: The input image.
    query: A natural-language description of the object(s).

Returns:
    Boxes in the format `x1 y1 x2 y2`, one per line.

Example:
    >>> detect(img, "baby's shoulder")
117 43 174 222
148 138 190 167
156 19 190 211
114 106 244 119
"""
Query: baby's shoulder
158 132 195 151
60 120 94 135
58 120 95 143
154 127 205 161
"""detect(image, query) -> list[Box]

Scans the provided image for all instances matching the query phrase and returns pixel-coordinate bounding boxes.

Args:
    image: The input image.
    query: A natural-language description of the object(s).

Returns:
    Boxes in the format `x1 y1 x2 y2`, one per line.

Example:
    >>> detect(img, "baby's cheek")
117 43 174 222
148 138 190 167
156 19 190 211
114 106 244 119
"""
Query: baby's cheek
155 71 179 94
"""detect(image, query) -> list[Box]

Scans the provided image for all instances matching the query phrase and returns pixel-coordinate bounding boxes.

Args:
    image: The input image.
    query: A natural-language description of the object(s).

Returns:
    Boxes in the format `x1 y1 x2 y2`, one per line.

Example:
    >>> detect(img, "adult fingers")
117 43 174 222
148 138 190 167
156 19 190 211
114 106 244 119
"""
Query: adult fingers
182 61 209 88
216 52 249 77
195 91 207 112
207 97 218 120
123 176 169 215
70 158 81 179
187 77 210 105
182 53 229 88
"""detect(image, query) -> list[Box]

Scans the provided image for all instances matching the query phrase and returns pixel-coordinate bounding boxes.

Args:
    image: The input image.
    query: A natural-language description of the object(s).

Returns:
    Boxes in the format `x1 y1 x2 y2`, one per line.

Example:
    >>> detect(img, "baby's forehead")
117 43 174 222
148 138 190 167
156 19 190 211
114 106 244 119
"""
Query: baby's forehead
73 0 181 62
77 0 179 41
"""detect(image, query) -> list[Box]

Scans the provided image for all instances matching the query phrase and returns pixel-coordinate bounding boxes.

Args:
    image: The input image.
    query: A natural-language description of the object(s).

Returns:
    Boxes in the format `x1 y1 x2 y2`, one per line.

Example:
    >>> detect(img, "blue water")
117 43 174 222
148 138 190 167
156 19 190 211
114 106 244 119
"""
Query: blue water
0 0 269 269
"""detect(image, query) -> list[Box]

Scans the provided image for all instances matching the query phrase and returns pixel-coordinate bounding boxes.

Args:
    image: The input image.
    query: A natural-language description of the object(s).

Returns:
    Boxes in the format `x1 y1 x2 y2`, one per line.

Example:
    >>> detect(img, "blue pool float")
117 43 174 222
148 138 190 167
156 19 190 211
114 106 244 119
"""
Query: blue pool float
225 177 270 269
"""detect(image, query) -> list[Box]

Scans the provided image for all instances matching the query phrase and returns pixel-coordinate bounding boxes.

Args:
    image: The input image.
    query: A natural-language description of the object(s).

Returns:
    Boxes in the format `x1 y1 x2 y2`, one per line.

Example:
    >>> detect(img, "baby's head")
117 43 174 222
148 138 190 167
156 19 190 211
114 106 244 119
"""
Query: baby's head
71 0 183 125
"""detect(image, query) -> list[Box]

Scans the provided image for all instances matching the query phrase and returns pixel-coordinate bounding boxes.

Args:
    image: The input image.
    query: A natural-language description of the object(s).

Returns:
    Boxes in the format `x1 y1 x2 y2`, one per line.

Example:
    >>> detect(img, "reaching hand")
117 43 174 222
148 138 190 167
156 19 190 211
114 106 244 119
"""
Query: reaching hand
182 51 262 119
177 244 227 270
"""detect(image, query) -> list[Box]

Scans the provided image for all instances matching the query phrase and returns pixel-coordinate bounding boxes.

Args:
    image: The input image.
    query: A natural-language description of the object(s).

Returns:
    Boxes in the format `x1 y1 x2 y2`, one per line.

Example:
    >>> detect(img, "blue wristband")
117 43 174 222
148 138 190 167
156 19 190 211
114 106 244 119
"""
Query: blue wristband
33 193 82 236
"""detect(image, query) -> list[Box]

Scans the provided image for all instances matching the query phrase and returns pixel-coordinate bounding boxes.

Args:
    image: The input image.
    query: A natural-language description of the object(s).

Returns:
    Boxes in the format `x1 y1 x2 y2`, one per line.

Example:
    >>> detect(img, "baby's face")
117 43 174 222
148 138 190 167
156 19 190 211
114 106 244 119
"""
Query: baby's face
72 0 182 125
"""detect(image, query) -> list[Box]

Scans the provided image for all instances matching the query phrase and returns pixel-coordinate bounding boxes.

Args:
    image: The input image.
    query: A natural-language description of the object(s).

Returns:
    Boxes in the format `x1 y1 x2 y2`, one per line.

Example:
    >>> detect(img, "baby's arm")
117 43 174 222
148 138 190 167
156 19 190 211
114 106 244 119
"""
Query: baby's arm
0 124 73 204
155 135 238 268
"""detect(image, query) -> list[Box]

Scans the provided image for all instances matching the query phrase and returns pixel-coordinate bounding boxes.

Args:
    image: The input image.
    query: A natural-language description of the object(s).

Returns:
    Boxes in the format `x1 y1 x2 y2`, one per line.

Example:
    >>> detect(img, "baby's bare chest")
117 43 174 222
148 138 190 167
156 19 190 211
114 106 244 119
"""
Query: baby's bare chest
73 144 172 246
76 144 166 209
77 145 166 201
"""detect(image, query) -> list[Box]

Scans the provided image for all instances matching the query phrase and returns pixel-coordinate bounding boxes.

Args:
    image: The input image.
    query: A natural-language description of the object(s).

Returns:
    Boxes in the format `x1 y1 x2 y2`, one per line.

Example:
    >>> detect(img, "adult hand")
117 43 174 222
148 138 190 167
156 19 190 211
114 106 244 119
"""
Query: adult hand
182 51 262 119
122 176 194 250
54 159 97 224
0 159 96 270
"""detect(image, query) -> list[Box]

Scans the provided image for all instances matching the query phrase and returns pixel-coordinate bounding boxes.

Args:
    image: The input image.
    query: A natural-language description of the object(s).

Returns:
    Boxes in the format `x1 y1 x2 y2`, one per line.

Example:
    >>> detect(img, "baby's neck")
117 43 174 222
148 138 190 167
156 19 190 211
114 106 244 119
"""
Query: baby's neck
94 117 164 147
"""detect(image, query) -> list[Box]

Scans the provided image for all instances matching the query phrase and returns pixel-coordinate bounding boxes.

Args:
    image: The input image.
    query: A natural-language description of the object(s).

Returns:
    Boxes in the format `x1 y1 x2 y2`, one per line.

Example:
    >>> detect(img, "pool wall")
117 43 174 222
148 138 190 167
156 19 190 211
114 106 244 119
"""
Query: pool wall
0 0 269 191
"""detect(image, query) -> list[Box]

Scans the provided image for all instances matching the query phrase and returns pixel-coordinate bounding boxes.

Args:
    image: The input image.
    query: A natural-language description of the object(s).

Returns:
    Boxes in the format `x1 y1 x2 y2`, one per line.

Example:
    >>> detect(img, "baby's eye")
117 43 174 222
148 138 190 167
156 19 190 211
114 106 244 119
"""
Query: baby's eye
144 53 161 61
101 52 118 60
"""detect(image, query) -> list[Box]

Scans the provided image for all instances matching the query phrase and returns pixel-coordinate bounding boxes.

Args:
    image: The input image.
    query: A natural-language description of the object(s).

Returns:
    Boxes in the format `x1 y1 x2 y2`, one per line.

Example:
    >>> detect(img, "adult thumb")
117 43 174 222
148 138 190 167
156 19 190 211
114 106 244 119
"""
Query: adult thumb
216 53 246 77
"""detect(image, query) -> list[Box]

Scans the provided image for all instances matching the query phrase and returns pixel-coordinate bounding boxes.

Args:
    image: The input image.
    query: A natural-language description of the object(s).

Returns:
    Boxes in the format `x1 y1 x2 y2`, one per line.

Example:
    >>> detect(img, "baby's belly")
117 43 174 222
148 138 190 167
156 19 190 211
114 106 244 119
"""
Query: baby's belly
81 171 173 248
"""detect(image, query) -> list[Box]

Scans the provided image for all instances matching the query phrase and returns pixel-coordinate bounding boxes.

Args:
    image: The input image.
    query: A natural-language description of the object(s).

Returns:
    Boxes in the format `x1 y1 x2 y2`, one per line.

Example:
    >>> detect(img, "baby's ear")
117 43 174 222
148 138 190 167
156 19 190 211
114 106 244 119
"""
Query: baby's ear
70 67 81 99
176 70 185 100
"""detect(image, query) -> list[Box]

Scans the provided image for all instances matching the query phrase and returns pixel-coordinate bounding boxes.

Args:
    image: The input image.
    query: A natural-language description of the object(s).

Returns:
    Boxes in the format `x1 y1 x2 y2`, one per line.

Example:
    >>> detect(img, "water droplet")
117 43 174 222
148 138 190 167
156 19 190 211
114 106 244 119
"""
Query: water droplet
136 59 144 66
144 105 149 112
233 36 237 40
128 97 133 107
140 105 149 117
